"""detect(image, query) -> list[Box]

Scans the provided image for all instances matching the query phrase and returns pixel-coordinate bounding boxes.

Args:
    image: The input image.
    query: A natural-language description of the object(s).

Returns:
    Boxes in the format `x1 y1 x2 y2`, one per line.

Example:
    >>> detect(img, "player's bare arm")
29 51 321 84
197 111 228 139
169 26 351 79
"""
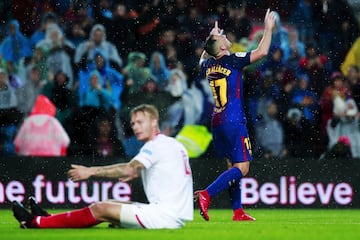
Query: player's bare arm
199 50 210 65
67 160 145 182
250 9 276 63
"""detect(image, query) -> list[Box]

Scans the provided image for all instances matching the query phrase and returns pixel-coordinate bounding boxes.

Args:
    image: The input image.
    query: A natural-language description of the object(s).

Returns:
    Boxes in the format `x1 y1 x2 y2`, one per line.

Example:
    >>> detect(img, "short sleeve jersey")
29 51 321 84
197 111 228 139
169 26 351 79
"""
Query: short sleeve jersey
134 134 193 221
201 52 251 126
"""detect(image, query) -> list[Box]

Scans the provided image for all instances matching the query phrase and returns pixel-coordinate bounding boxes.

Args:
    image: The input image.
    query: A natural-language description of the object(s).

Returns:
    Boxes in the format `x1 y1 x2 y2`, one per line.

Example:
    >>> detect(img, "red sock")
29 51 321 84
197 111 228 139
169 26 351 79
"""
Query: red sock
233 208 245 216
32 207 101 228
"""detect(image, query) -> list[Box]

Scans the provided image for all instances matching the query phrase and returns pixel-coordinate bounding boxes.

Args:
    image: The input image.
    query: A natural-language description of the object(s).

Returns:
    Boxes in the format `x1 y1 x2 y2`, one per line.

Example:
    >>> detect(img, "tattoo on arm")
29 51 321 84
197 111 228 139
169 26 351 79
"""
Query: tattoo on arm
93 160 144 180
94 163 127 179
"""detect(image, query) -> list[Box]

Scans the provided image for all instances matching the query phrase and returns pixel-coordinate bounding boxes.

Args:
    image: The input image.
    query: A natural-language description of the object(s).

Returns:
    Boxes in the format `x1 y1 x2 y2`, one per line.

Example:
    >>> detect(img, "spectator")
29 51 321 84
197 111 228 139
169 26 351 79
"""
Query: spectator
224 1 252 41
157 29 181 69
291 73 320 154
292 74 318 125
122 51 151 96
312 0 359 67
270 11 290 61
181 40 204 82
95 2 137 59
0 20 32 66
30 12 59 49
42 70 77 135
326 98 360 158
0 68 22 123
289 0 314 43
286 28 306 73
132 0 165 56
332 8 360 71
256 46 286 117
341 36 360 77
65 1 94 35
26 46 49 85
149 51 170 91
180 6 203 42
276 69 297 122
93 116 125 157
159 0 181 31
193 72 215 129
4 60 25 90
94 0 113 21
175 27 196 73
14 95 70 156
78 49 124 143
73 70 114 155
0 126 17 156
65 22 87 48
75 24 123 72
78 50 123 113
254 101 285 158
17 66 47 117
173 0 190 25
319 71 352 140
79 70 113 113
319 71 351 133
0 0 12 41
258 45 286 81
283 108 311 157
298 42 330 96
0 68 22 155
319 135 352 160
36 23 76 89
163 69 204 136
344 65 360 108
312 0 338 56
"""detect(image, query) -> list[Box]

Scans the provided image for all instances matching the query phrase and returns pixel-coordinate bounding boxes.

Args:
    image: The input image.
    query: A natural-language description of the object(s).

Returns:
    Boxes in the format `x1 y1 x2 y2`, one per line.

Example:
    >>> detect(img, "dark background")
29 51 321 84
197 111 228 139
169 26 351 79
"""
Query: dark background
1 155 359 209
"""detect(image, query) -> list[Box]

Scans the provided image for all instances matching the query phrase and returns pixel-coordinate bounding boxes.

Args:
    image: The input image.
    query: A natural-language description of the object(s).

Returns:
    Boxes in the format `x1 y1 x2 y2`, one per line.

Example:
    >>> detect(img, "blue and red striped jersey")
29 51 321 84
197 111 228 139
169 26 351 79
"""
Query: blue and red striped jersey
200 52 251 126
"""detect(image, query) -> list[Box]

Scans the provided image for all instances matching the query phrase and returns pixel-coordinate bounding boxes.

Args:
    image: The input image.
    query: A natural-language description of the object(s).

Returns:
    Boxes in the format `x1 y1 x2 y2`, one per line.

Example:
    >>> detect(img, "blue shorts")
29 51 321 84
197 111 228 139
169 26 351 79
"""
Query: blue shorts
211 123 253 164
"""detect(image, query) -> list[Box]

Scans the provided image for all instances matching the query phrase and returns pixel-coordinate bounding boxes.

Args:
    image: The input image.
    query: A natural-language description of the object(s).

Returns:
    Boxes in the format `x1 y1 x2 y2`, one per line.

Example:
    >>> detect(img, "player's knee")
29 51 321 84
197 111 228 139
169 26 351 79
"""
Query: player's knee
240 168 249 176
89 202 108 219
234 162 250 176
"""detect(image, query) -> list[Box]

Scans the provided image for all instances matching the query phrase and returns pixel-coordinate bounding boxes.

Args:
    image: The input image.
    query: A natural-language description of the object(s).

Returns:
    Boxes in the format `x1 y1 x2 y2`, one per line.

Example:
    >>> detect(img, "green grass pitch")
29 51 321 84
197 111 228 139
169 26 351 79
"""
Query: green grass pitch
1 209 360 240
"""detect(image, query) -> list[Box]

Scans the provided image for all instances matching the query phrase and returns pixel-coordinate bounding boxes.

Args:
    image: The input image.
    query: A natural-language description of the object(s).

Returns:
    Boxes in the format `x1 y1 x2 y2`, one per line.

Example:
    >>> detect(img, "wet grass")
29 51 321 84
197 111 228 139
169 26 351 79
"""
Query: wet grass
1 208 360 240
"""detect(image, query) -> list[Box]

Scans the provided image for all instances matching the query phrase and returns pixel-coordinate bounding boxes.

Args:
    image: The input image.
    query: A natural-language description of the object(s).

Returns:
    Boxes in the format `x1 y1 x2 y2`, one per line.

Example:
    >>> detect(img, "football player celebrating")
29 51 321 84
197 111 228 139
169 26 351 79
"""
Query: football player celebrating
195 8 276 221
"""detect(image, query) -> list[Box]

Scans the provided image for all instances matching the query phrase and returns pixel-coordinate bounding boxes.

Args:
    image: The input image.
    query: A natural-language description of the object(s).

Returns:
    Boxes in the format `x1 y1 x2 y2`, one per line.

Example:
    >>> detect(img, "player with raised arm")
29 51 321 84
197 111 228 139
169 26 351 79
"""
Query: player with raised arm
195 9 276 221
12 104 193 229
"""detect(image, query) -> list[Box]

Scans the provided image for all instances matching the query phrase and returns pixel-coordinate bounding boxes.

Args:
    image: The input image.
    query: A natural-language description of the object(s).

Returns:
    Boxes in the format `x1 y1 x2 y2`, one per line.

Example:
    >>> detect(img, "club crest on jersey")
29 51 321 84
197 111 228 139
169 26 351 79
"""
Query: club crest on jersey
235 52 246 58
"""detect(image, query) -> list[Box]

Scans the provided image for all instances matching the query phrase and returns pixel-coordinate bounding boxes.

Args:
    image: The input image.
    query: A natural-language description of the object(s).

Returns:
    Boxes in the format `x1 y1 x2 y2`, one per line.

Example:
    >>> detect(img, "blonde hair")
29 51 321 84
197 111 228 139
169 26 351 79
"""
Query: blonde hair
130 104 159 120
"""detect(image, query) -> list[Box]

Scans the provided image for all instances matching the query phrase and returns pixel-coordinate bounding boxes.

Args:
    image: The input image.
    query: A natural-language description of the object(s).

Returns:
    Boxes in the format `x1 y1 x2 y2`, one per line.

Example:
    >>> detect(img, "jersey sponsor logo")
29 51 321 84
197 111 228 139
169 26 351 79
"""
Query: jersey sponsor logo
142 149 153 155
235 52 246 57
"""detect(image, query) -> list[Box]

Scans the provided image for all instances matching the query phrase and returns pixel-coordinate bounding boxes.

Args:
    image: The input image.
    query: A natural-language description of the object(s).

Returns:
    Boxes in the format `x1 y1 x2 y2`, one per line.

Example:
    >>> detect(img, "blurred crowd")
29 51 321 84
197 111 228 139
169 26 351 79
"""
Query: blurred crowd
1 0 360 160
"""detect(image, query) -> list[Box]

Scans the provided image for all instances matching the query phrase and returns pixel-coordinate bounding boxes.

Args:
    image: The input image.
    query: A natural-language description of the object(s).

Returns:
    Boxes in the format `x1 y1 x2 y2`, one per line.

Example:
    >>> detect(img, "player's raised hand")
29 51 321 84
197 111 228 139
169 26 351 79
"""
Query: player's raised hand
264 8 276 31
210 21 223 36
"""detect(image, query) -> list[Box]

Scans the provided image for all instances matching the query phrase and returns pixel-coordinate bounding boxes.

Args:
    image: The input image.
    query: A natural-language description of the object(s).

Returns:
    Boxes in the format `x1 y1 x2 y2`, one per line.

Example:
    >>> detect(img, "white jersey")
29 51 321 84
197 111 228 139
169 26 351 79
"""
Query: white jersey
134 134 193 222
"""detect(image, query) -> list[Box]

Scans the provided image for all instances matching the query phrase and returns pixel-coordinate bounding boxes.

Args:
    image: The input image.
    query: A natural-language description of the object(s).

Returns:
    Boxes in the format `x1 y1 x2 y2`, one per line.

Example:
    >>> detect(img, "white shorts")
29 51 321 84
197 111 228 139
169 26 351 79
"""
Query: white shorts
120 202 184 229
